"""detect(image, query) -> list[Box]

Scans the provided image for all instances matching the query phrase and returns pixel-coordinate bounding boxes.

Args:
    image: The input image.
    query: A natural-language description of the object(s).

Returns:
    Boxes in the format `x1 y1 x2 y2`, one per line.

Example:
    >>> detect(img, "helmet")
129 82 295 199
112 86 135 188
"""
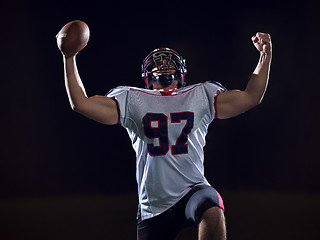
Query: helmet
141 47 187 89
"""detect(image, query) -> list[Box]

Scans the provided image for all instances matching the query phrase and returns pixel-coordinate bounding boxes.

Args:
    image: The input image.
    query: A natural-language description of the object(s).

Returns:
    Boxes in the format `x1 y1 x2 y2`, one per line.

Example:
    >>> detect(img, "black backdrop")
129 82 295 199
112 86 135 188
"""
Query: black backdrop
1 1 319 198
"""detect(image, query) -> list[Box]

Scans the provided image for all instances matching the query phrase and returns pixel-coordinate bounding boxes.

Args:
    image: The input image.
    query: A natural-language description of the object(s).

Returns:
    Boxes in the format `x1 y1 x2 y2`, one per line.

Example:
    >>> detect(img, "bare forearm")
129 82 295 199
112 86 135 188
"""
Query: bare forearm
245 52 272 104
63 56 88 110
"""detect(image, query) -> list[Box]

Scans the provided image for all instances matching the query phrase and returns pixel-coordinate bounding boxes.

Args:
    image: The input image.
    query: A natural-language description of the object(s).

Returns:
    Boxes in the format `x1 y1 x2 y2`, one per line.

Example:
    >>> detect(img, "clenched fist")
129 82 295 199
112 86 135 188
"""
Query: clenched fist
251 32 272 54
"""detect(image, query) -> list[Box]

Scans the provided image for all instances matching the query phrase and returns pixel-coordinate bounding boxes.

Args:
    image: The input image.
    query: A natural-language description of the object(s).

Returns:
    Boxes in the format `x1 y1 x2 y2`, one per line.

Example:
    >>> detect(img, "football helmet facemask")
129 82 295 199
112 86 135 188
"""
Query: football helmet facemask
141 47 187 89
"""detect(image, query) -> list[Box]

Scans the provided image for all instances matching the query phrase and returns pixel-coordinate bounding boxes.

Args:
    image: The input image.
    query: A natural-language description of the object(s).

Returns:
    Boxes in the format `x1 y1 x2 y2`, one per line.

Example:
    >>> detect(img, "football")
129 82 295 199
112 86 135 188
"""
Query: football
56 20 90 57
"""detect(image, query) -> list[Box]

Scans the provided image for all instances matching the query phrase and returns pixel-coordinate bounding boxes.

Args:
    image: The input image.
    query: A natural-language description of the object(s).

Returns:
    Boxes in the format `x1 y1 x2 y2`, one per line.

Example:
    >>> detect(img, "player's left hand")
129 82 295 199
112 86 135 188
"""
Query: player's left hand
251 32 272 54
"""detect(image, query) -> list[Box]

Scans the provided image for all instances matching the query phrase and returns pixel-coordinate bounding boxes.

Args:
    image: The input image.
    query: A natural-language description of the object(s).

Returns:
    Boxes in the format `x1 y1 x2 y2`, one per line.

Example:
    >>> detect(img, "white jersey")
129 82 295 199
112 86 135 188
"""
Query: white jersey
106 81 226 220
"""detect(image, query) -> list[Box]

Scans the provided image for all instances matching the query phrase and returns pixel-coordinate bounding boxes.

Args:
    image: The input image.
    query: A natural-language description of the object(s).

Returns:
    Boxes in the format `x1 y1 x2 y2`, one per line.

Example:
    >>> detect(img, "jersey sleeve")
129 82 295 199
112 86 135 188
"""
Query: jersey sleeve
202 81 227 120
105 86 129 126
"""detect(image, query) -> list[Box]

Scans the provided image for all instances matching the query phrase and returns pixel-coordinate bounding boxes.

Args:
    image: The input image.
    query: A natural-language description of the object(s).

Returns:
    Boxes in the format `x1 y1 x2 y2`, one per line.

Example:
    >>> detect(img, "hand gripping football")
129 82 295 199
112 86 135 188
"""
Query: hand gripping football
56 20 90 57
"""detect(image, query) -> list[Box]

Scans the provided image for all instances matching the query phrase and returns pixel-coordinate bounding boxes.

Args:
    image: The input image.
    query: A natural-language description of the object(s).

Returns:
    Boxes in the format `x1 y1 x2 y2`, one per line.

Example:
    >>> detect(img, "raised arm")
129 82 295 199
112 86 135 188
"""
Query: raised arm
216 32 272 119
63 55 118 125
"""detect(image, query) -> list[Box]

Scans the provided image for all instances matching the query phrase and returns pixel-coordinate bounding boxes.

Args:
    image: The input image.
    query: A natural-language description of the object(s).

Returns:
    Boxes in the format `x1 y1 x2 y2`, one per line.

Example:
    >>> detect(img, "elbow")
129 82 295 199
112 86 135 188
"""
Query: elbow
242 97 262 113
71 105 79 112
68 97 87 113
249 98 262 109
249 93 264 108
254 97 262 107
244 87 266 109
256 95 265 106
69 101 78 111
70 102 83 113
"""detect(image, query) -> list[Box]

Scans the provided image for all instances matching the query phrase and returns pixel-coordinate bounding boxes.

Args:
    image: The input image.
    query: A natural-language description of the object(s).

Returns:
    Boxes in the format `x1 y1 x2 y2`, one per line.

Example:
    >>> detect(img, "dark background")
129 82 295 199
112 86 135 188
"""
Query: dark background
1 1 319 239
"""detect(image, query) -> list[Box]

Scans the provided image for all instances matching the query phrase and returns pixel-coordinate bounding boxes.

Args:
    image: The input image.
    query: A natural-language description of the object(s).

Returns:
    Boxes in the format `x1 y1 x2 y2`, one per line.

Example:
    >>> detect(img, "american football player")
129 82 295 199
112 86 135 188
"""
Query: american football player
59 32 272 240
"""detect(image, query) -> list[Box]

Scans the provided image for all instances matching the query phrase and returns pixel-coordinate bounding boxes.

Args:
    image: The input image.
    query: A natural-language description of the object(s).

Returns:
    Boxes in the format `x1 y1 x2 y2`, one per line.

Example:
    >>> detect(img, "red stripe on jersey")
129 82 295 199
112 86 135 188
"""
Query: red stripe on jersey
129 83 202 96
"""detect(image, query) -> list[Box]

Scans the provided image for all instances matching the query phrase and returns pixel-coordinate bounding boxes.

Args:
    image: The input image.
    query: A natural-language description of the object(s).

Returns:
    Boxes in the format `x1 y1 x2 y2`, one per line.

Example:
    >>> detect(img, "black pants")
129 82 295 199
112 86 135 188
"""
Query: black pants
137 185 224 240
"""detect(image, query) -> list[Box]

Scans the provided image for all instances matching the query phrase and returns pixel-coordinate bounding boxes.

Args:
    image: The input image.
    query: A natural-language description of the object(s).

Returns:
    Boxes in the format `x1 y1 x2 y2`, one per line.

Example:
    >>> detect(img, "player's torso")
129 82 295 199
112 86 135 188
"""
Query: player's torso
124 84 215 218
124 84 212 148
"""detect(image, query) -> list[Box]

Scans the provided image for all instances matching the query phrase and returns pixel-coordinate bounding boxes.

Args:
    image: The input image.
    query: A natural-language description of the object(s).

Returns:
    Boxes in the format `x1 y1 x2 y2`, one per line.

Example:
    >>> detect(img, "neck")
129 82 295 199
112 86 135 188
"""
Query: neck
153 80 178 91
156 86 177 92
